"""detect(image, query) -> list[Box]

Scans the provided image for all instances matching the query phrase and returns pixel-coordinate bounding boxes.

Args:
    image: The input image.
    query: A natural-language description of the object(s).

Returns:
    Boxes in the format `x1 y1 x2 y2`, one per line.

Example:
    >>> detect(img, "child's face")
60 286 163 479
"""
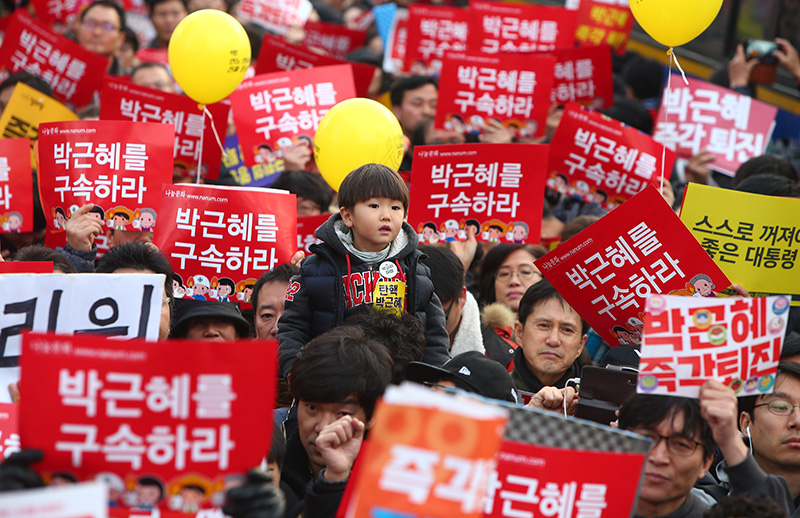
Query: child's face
218 284 231 297
341 197 405 253
114 215 128 226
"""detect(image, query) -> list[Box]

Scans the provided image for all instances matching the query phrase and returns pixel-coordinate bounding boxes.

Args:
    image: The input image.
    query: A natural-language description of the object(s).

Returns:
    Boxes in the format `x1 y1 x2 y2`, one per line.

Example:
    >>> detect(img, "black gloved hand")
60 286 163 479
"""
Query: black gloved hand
223 468 285 518
0 449 45 492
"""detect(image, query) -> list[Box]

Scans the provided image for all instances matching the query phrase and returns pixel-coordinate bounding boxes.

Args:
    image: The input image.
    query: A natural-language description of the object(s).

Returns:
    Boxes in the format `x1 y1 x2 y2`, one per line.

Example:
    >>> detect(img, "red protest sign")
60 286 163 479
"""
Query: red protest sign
238 0 311 35
0 138 33 234
0 12 107 108
654 74 778 176
547 103 675 210
574 0 634 55
435 52 555 138
384 8 409 73
404 5 469 76
296 213 327 255
0 402 19 459
28 0 80 26
154 184 297 308
485 439 645 518
549 46 613 108
536 185 732 347
408 143 546 245
99 76 230 181
638 294 789 397
229 65 356 168
467 0 577 54
0 261 53 273
302 20 365 59
255 33 376 98
135 47 169 67
20 332 275 511
37 120 174 234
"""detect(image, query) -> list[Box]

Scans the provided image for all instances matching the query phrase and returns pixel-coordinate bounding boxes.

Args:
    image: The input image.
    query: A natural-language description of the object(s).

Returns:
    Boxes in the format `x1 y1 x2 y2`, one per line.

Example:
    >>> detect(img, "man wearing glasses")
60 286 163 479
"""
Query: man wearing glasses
74 0 127 74
619 394 715 517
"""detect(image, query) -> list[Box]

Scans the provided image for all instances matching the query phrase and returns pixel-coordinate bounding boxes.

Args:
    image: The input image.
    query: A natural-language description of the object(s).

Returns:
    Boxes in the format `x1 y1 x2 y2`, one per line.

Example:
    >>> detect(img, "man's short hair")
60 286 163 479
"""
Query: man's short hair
270 170 333 213
621 56 664 100
619 394 715 461
131 62 172 79
736 173 800 198
344 306 425 384
390 76 437 107
289 326 393 420
561 215 599 243
121 25 140 53
703 493 789 518
0 71 53 97
739 360 800 419
734 154 799 187
337 163 409 214
251 263 299 305
11 244 76 273
419 245 464 304
95 242 174 304
146 0 187 11
517 279 589 336
80 0 126 30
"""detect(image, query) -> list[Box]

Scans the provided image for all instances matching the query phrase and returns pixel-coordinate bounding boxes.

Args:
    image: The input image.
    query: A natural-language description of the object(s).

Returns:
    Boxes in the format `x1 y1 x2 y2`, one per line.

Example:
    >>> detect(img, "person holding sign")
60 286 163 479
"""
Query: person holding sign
277 164 450 377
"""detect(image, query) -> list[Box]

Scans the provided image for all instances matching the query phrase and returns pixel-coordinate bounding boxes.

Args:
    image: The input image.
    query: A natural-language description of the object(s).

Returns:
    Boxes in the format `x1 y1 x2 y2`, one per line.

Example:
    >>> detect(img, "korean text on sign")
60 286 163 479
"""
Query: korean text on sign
467 0 577 54
654 74 777 176
680 183 800 302
547 103 675 210
229 64 356 168
20 332 276 484
574 0 634 54
536 185 731 348
436 52 556 138
638 294 788 397
404 5 469 75
547 46 614 108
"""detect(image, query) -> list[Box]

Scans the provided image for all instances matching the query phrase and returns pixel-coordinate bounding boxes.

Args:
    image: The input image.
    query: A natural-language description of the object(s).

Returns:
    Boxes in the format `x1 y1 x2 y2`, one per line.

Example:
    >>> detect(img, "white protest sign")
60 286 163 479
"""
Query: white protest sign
0 480 108 518
0 273 164 402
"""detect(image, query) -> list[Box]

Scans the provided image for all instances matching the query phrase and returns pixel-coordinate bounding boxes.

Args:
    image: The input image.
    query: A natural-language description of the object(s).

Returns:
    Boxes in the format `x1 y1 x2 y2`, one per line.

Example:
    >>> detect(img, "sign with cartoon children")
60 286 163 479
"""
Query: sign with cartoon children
638 294 789 397
547 103 676 210
153 184 297 309
20 332 275 514
536 185 732 347
0 138 33 234
435 52 556 139
228 64 356 168
409 143 547 245
36 120 174 236
99 76 231 182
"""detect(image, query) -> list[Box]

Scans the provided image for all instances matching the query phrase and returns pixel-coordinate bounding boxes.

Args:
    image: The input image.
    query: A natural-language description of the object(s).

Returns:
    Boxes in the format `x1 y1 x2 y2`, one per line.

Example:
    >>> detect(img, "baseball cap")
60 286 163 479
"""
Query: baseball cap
405 351 518 403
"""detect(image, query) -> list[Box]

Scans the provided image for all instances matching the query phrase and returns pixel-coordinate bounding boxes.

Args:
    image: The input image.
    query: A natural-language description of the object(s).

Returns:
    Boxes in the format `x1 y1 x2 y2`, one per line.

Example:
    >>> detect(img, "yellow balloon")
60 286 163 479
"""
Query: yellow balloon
630 0 722 48
313 98 405 191
168 10 251 105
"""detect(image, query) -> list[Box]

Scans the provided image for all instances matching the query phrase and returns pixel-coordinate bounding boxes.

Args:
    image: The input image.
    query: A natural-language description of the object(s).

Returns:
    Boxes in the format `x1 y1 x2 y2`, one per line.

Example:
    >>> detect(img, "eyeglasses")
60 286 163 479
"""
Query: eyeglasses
634 430 704 457
755 400 800 416
495 267 541 283
81 19 120 32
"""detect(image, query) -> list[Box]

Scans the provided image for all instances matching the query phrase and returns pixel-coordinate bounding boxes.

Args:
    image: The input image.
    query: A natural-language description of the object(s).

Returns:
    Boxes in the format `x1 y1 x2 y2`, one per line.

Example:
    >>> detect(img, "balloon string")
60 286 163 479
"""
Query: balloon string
667 48 690 85
203 106 226 155
659 49 674 194
196 106 205 184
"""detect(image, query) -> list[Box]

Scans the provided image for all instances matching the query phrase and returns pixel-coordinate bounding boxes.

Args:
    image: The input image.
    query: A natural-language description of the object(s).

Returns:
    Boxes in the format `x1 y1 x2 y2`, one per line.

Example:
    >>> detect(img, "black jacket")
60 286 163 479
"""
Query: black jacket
510 346 581 393
277 214 450 377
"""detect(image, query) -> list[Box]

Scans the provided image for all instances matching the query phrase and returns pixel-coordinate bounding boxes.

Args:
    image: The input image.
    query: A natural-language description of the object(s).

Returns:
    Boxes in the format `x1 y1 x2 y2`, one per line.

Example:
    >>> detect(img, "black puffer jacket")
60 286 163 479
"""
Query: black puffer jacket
277 213 450 377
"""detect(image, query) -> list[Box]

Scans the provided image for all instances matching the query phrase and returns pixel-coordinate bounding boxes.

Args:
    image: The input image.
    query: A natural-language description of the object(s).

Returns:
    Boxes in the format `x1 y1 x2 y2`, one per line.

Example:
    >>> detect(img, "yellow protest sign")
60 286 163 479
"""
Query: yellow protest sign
0 82 78 165
680 184 800 305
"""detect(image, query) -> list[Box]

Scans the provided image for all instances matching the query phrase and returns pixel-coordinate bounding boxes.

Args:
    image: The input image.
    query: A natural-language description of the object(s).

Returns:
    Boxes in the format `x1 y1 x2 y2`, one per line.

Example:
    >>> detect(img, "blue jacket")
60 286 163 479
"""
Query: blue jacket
277 213 450 377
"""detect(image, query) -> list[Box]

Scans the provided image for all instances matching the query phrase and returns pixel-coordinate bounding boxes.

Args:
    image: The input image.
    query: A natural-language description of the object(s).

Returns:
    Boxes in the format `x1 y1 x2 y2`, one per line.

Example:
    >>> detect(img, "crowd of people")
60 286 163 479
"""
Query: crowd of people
0 0 799 517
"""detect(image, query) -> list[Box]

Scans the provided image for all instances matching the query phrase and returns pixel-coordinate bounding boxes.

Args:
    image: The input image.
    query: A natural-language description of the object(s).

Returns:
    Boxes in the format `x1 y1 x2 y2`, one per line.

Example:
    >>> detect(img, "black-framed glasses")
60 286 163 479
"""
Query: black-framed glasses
494 267 541 283
82 19 120 32
443 299 456 320
755 400 800 416
634 430 704 457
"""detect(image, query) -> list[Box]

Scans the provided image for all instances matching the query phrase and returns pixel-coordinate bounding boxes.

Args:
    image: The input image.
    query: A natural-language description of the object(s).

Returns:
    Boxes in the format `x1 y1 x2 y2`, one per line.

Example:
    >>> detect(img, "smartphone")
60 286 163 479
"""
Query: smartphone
744 39 779 64
574 366 637 426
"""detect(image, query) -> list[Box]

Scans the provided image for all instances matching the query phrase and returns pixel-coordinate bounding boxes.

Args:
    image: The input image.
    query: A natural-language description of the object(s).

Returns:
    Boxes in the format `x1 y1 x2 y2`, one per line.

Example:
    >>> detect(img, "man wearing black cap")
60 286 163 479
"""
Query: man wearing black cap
170 299 251 341
405 351 519 404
